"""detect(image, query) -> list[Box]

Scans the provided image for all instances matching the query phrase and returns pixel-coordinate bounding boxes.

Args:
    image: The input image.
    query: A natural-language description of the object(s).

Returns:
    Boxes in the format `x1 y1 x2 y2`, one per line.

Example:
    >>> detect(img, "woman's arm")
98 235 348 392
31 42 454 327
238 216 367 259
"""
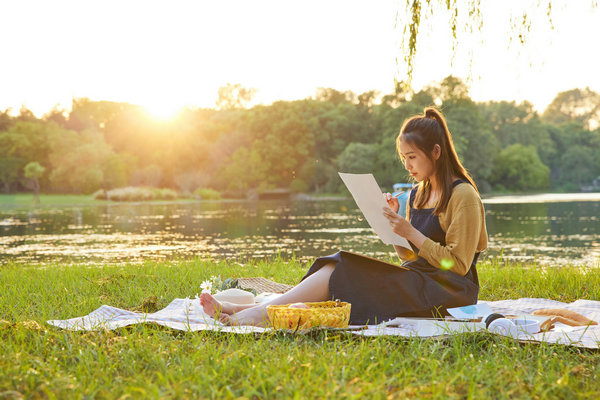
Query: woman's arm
419 195 486 275
392 244 417 261
385 185 486 274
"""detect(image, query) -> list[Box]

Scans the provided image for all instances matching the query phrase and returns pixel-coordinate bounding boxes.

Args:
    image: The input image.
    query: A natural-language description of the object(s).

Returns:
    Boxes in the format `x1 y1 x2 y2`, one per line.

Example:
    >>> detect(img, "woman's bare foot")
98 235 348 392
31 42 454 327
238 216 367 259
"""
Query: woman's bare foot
220 306 271 327
200 292 258 319
199 293 234 317
198 295 267 326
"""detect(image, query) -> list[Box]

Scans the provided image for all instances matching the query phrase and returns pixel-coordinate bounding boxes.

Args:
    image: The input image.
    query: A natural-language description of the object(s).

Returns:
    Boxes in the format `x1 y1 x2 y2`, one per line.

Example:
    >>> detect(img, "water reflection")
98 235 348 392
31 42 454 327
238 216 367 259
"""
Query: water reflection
484 199 600 266
1 195 599 266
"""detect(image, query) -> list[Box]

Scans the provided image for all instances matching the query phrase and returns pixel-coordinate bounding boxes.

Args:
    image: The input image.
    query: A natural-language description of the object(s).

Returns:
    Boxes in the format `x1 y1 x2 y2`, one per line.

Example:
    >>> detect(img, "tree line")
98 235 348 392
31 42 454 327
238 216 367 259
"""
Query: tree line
1 76 599 197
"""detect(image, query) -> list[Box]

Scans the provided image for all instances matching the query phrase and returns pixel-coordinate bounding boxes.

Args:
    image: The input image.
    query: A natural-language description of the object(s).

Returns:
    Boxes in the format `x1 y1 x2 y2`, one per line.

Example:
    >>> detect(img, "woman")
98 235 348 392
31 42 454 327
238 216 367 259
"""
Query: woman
201 107 487 326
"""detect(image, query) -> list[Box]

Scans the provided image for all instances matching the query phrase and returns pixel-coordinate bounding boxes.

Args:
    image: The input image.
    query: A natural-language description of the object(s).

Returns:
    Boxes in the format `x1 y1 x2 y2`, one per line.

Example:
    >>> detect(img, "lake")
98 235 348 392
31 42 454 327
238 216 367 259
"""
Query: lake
1 193 599 267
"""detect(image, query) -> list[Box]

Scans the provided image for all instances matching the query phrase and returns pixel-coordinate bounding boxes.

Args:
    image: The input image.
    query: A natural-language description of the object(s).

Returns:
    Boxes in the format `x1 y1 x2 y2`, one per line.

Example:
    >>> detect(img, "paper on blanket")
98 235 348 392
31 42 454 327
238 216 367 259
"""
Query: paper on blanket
338 172 411 249
447 303 493 319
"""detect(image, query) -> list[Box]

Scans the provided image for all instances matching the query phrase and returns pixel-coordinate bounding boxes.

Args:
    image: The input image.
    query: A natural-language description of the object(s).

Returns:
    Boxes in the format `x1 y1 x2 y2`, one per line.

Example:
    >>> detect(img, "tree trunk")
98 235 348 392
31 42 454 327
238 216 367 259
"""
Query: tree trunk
33 179 40 204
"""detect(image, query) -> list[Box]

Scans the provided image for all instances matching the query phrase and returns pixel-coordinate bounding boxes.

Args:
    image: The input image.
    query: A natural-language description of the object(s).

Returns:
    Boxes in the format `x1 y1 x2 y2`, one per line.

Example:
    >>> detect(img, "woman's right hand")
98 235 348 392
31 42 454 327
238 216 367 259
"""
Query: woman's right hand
383 192 399 214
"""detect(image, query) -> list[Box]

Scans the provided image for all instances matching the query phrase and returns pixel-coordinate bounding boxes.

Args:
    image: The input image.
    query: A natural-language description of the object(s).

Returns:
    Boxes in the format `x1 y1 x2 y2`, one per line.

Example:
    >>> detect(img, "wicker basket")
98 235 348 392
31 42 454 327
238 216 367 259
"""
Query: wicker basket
267 300 351 330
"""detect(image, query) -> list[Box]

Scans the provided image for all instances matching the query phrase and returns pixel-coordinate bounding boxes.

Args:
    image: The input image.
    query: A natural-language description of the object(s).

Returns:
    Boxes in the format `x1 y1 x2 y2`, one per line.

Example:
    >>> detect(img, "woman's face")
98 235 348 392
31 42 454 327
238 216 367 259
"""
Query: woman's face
399 140 435 182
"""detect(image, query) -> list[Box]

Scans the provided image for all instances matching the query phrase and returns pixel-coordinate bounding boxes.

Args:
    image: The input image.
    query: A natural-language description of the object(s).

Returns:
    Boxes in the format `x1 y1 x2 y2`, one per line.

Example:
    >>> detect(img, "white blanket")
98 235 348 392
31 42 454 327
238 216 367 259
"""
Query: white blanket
47 297 600 348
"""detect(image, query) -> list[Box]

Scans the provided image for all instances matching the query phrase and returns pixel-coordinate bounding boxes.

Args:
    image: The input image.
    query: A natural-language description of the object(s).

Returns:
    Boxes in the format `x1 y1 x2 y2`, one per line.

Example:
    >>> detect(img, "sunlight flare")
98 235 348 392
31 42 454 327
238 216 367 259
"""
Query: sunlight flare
142 100 184 121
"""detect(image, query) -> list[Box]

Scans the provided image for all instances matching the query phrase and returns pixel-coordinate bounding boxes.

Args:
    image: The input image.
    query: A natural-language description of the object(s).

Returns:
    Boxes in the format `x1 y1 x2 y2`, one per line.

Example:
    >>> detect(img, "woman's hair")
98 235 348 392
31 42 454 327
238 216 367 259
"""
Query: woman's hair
396 107 477 215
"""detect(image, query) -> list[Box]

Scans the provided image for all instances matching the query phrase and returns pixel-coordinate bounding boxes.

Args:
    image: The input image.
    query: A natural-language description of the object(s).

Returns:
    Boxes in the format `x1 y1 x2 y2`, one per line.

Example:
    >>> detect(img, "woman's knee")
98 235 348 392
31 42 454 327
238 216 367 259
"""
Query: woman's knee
321 262 336 273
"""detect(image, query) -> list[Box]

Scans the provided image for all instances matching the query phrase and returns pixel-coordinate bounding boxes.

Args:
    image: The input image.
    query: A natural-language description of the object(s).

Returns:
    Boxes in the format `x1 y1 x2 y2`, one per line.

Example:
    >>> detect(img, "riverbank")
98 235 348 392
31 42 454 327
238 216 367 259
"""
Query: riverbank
0 193 350 209
0 194 106 208
1 258 599 398
483 192 600 204
5 190 600 210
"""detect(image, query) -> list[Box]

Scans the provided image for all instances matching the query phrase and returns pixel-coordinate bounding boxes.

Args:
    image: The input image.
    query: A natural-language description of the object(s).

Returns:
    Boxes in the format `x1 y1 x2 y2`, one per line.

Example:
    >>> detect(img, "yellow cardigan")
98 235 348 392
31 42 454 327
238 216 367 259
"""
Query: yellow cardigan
405 182 488 276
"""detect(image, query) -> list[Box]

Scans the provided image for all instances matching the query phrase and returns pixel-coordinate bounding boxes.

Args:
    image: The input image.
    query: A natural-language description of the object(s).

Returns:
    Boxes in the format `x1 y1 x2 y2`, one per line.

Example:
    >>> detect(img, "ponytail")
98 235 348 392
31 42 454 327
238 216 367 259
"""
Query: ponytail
397 107 477 215
425 108 446 132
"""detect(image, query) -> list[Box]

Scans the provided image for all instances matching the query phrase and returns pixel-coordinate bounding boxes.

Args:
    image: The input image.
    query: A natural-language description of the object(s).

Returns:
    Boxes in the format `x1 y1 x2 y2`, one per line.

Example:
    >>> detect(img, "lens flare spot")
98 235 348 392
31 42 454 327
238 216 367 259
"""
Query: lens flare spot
440 258 454 270
340 205 348 212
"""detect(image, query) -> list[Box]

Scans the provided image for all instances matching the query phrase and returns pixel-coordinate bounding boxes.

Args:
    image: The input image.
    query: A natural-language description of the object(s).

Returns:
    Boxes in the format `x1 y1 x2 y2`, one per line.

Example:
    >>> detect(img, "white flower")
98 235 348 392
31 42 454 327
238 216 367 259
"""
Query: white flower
184 296 192 314
200 280 212 294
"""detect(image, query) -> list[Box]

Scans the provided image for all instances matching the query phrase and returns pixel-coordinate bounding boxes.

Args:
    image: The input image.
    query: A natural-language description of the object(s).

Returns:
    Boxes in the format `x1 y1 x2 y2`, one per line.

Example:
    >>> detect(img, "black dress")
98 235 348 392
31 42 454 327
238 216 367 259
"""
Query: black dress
300 180 480 325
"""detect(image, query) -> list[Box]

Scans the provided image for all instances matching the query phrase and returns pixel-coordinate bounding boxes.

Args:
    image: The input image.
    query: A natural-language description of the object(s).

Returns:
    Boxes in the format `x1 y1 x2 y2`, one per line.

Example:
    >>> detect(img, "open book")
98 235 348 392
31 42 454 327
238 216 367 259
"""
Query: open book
339 172 412 250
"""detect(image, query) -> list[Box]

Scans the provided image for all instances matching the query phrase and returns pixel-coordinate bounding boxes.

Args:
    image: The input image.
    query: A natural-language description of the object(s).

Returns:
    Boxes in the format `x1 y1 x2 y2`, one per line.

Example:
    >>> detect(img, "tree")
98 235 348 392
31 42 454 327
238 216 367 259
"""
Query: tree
2 120 77 192
17 106 37 122
310 160 337 193
246 103 315 184
542 88 600 130
357 90 379 108
100 154 128 198
217 147 269 194
0 128 30 192
427 76 470 104
66 98 130 132
545 122 599 187
410 90 434 108
490 144 550 191
43 106 69 127
437 78 498 188
48 129 116 193
338 143 378 175
0 157 24 193
174 171 209 195
480 100 556 165
305 99 375 162
373 102 422 188
131 164 163 187
592 129 600 178
444 101 498 189
558 145 597 190
314 88 356 105
23 161 45 202
215 83 256 110
0 109 12 130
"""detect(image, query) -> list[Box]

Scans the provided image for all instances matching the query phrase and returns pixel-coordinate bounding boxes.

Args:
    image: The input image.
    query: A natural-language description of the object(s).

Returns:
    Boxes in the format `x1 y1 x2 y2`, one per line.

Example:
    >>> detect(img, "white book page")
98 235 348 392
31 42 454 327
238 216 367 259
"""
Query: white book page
339 172 411 249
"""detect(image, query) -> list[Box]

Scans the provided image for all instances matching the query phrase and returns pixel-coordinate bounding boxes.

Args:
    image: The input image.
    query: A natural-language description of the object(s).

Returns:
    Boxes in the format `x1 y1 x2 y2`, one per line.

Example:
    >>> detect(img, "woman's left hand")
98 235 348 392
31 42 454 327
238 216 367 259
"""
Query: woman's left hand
383 206 413 237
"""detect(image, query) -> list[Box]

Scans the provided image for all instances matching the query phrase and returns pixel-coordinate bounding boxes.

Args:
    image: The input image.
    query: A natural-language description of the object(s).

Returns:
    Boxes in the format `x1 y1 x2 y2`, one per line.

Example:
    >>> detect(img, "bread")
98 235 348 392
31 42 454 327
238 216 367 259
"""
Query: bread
533 308 597 326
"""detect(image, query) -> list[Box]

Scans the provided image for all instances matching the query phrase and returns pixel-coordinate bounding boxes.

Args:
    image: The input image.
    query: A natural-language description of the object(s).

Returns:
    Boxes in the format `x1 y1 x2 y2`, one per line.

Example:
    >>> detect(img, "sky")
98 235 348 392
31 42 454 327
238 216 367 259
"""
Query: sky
1 0 599 118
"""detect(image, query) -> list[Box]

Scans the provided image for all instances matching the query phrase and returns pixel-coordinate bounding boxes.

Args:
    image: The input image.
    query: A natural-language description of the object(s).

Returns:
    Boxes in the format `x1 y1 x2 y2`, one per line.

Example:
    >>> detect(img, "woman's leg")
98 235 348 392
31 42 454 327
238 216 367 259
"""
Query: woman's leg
203 263 336 326
199 295 256 316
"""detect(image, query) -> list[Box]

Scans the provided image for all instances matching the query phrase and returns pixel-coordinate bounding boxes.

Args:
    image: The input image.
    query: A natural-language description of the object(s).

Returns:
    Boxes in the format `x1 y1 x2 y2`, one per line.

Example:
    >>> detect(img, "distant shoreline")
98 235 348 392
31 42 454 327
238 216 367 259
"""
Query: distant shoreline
2 191 600 208
482 192 600 204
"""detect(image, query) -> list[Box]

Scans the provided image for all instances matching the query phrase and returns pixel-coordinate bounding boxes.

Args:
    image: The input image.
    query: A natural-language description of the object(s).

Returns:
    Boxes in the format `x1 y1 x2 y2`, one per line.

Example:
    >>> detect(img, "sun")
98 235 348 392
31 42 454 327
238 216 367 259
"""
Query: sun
141 99 184 121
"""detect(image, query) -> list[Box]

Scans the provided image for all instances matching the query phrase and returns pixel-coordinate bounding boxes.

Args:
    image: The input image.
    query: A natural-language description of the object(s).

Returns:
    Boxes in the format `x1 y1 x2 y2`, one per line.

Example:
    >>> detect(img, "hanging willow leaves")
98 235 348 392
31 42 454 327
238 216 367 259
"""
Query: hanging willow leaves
395 0 596 91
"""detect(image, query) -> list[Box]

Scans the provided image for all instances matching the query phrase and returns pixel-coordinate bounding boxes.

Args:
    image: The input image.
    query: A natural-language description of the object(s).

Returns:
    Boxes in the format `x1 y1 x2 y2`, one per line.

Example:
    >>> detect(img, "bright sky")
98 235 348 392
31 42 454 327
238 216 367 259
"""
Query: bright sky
1 0 599 117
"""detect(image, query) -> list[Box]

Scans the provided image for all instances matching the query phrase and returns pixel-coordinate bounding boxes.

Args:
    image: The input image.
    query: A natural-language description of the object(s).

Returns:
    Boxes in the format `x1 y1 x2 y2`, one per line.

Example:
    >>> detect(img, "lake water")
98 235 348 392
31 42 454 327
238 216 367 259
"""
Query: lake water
1 193 599 267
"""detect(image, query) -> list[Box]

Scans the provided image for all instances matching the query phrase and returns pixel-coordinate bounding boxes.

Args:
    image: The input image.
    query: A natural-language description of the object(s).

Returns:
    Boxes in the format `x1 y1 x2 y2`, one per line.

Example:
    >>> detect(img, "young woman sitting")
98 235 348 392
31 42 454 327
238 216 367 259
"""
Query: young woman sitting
200 107 487 326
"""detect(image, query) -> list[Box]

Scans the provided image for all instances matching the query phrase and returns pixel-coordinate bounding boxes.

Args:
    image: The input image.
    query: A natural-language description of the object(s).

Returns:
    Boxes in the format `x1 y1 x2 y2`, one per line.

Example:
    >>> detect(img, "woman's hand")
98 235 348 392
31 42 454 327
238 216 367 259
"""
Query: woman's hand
383 206 427 250
383 206 413 237
383 192 400 214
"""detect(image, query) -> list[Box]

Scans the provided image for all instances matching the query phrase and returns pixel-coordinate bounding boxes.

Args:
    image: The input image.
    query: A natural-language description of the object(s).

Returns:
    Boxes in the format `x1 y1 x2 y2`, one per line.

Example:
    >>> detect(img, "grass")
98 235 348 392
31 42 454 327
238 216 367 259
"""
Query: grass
0 193 104 208
0 193 201 210
1 258 600 399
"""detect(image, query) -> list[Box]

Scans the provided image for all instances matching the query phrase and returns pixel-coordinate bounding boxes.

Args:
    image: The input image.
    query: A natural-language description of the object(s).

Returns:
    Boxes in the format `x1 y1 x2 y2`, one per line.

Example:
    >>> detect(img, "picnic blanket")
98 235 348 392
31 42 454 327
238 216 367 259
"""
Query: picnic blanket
47 297 600 349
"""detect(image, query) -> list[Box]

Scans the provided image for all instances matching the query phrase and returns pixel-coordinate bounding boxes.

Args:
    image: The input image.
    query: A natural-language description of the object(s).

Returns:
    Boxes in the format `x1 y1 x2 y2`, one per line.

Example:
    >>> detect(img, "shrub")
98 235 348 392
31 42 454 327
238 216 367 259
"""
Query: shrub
193 188 222 200
157 188 178 200
93 186 180 201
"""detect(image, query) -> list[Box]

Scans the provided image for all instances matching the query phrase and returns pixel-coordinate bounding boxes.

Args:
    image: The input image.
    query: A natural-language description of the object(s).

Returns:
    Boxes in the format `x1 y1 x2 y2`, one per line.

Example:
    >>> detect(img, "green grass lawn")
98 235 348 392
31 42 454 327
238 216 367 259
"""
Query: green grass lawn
1 258 600 399
0 193 104 208
0 193 205 209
